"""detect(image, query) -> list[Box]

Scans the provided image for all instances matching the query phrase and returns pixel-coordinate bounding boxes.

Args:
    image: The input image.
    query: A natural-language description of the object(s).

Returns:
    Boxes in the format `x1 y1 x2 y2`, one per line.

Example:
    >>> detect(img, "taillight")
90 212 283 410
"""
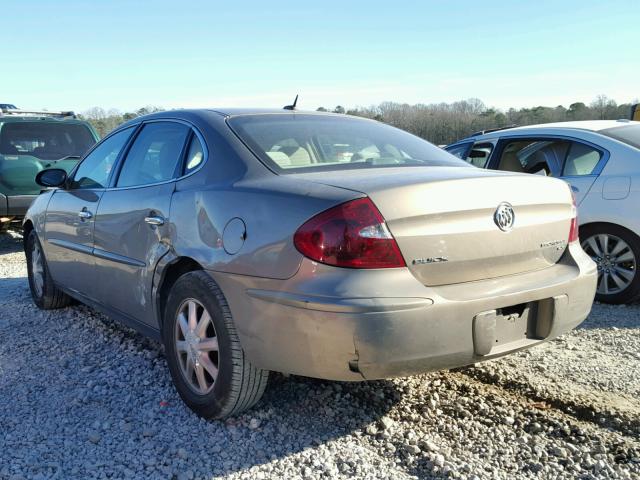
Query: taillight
568 189 579 243
293 197 406 269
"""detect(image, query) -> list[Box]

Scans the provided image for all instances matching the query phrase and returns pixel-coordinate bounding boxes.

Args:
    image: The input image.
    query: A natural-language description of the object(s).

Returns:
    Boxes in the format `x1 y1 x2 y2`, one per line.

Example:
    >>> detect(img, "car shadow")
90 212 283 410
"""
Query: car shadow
0 277 419 478
0 228 24 254
577 302 640 330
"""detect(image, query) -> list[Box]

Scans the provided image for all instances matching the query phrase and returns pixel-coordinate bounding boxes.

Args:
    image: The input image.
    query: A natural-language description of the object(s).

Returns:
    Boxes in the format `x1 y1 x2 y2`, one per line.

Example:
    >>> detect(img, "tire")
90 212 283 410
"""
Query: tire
580 224 640 304
163 271 269 419
26 230 72 309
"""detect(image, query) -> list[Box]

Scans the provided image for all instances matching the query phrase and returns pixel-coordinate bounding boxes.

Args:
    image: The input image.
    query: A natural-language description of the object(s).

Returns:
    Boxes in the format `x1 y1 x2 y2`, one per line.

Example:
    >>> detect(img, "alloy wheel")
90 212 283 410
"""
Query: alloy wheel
174 299 219 394
581 233 636 295
31 241 44 298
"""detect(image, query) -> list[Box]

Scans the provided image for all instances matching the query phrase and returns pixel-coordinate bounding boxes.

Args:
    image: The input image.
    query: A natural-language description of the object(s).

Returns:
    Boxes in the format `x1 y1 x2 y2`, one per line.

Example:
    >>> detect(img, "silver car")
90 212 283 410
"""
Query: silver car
446 120 640 304
24 109 597 418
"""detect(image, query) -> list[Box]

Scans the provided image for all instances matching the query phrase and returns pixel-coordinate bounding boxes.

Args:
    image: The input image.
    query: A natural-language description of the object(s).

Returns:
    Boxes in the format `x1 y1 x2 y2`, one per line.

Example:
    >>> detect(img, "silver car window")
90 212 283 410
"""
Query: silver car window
116 122 190 188
71 127 134 189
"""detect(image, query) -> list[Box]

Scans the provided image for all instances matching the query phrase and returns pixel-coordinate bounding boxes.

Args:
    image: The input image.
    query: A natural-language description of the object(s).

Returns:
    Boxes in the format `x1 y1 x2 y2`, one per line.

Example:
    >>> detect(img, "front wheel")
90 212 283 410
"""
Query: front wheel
26 230 72 309
580 224 640 304
163 271 269 419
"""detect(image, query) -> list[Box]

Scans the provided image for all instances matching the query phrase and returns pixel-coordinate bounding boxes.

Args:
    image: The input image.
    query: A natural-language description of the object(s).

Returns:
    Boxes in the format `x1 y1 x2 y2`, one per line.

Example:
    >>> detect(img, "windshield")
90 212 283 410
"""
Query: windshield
0 121 96 160
600 124 640 150
228 114 468 173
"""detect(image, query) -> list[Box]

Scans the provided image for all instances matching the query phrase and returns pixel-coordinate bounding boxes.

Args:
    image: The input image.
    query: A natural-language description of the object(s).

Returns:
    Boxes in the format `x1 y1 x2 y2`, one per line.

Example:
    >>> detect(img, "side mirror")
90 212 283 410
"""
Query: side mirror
35 168 68 188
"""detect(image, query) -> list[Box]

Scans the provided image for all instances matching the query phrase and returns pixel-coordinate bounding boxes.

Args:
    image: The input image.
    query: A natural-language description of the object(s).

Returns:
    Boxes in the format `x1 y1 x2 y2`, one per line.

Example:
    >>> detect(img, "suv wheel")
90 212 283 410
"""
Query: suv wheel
163 271 269 419
26 230 72 309
580 224 640 304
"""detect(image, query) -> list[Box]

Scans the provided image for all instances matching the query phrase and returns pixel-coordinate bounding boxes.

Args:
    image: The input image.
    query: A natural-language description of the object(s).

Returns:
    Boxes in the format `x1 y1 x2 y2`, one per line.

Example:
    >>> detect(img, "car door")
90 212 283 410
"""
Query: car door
44 127 135 298
489 136 605 204
92 121 191 328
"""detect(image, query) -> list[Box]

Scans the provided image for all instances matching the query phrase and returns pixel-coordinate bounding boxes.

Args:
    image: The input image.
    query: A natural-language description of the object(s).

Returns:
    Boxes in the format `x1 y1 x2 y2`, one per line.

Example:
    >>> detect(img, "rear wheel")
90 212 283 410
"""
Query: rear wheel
580 224 640 304
26 230 72 309
163 271 269 419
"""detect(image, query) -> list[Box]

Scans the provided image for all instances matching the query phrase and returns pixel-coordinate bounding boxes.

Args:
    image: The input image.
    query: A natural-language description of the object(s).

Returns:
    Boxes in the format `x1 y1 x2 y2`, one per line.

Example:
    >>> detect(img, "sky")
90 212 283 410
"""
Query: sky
2 0 638 113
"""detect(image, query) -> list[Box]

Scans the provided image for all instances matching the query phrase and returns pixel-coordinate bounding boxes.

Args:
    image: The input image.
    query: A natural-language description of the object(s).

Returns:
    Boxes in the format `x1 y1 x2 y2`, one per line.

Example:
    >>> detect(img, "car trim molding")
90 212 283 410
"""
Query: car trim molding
47 239 146 267
47 238 93 256
93 248 146 267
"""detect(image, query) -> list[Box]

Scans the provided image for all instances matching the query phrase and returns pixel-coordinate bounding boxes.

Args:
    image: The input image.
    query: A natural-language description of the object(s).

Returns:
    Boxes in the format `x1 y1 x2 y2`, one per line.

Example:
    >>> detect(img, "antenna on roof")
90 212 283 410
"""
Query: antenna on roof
283 94 299 111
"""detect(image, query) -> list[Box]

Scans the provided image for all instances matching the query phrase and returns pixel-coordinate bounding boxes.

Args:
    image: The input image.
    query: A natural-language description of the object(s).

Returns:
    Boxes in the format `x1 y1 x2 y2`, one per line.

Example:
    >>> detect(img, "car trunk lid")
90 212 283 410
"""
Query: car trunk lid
291 167 574 285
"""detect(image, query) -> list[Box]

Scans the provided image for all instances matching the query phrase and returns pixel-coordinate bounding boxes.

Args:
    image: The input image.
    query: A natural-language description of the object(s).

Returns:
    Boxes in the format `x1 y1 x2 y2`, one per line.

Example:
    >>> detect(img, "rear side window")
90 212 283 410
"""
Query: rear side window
116 122 190 188
495 138 602 177
563 143 602 176
71 127 134 189
184 134 204 173
0 121 95 160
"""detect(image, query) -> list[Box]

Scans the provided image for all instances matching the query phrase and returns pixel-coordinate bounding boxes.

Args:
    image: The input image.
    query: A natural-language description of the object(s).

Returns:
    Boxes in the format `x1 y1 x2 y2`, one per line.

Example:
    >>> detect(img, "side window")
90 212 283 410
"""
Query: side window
562 142 602 176
496 139 569 177
466 143 493 168
117 122 189 188
184 134 204 173
445 143 471 160
71 127 134 189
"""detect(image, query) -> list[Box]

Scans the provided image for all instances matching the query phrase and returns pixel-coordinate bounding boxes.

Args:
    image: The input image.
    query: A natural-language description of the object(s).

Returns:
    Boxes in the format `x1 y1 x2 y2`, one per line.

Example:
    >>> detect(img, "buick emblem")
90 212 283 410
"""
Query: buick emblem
494 202 515 232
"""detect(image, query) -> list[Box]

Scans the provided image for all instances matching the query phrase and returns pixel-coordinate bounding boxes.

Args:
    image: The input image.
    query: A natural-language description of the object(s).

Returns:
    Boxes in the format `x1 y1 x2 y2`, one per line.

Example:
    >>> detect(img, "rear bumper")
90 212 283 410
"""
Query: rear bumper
209 243 597 381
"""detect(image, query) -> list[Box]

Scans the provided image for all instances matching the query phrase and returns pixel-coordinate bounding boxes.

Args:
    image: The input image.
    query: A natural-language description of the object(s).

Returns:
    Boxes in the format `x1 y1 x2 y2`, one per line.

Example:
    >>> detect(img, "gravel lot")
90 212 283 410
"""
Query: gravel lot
1 229 639 480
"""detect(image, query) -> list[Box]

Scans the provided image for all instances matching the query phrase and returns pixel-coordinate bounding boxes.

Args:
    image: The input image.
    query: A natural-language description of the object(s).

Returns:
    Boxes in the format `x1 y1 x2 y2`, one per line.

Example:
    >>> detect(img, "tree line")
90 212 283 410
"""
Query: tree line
81 95 637 145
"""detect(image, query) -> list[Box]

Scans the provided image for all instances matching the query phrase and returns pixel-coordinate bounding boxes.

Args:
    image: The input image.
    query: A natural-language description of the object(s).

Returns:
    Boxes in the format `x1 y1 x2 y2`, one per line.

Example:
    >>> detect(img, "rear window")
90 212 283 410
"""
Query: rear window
600 124 640 150
228 114 468 173
0 121 96 160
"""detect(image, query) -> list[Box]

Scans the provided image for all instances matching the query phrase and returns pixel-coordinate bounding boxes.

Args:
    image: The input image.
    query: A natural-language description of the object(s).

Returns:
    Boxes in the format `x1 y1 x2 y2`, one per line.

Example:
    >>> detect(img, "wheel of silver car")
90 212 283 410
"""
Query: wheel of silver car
163 271 269 419
174 299 219 395
26 230 72 310
580 224 640 304
30 239 45 298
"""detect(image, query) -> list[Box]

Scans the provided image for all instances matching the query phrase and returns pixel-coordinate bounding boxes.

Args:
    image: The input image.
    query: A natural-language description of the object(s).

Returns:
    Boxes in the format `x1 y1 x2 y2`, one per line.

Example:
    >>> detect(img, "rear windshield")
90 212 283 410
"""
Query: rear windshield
228 114 468 173
600 124 640 150
0 121 96 160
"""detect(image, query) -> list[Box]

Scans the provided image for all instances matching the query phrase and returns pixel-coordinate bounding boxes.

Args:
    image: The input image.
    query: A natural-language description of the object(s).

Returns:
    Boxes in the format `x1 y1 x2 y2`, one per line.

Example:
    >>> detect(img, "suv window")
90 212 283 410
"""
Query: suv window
0 121 95 160
117 122 189 188
71 127 134 189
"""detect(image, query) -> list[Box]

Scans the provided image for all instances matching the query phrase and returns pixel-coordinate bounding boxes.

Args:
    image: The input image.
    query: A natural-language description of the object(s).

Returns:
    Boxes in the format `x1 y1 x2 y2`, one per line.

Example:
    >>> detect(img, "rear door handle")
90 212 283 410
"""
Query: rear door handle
78 210 92 220
144 215 165 226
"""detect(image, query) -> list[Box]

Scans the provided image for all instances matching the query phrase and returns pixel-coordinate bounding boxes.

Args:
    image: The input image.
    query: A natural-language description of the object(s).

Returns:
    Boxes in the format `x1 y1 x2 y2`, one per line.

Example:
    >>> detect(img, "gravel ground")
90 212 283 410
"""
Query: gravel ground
0 229 639 480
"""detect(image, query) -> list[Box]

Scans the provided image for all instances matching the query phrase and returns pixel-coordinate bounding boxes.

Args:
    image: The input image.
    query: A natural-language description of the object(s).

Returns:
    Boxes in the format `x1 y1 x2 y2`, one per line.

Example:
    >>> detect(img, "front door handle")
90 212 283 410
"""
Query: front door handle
78 210 92 220
144 215 165 226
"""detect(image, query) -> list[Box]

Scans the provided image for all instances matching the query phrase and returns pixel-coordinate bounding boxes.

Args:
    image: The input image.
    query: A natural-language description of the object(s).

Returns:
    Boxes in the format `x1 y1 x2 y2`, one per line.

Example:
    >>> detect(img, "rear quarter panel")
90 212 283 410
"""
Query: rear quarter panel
170 176 360 279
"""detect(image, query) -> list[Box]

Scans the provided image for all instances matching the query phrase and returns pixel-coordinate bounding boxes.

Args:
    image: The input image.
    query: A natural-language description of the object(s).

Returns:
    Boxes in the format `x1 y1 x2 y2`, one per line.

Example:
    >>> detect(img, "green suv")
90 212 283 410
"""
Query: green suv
0 109 99 231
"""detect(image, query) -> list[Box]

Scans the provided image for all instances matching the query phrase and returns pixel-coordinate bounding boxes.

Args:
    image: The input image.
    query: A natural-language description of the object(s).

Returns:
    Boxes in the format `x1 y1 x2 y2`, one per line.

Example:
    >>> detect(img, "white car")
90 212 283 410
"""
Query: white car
446 120 640 304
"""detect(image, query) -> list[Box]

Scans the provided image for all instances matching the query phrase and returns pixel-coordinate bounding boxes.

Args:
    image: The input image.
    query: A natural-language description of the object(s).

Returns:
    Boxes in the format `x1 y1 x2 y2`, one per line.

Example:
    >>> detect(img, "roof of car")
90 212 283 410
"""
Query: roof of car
206 108 342 117
503 119 637 133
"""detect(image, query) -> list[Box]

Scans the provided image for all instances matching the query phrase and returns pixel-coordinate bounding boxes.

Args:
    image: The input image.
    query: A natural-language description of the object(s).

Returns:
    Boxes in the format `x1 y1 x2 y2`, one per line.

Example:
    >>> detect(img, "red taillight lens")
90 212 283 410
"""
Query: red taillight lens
294 197 406 269
568 189 579 243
